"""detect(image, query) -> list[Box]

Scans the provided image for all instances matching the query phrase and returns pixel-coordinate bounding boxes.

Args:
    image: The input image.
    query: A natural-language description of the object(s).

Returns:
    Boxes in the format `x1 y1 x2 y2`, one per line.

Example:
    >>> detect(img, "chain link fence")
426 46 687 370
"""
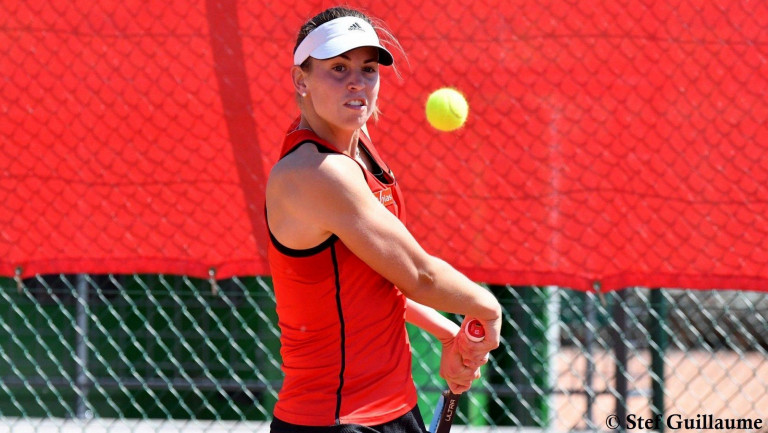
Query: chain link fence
3 0 768 431
4 0 768 291
1 276 766 431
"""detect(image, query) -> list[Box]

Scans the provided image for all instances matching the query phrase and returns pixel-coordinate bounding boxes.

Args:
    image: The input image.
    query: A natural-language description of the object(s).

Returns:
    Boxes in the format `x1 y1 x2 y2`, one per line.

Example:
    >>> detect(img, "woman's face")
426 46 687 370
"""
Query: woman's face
303 46 380 133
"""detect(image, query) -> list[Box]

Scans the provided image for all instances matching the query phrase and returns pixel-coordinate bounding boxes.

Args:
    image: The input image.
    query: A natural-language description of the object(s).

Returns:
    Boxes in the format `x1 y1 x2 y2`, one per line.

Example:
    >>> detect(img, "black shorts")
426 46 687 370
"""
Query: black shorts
270 406 429 433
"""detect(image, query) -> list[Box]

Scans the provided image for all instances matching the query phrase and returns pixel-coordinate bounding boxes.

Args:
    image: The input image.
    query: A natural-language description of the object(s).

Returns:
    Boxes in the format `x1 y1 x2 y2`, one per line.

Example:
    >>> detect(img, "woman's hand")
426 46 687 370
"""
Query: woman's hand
403 300 502 394
456 316 501 370
438 332 482 394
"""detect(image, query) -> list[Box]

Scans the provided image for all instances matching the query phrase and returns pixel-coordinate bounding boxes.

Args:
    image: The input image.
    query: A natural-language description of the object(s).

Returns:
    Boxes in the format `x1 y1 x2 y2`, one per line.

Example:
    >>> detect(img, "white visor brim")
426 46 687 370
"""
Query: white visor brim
293 16 394 66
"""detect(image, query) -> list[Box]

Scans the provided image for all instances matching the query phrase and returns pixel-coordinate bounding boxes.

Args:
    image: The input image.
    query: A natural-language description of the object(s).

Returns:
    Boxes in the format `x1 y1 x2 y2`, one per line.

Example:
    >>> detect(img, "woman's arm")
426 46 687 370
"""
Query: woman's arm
404 298 459 343
405 299 484 394
268 149 502 350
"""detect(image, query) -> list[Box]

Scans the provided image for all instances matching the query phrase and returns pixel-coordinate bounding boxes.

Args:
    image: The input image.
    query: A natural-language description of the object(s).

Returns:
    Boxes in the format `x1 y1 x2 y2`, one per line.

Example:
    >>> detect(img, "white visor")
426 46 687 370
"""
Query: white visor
293 16 394 66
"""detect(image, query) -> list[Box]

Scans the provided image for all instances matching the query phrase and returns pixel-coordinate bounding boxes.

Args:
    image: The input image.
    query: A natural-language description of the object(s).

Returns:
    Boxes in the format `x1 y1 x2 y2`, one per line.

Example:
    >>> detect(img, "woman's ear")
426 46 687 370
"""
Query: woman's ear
291 65 308 97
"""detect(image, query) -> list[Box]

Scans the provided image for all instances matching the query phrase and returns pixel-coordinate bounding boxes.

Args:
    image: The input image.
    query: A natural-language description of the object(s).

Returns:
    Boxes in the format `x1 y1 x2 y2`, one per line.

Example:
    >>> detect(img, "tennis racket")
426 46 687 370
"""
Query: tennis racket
428 319 486 433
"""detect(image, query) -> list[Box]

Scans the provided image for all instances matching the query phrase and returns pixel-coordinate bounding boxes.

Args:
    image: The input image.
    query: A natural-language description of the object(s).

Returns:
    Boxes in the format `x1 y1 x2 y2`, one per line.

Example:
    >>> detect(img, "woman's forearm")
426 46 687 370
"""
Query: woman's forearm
404 298 460 344
405 257 501 323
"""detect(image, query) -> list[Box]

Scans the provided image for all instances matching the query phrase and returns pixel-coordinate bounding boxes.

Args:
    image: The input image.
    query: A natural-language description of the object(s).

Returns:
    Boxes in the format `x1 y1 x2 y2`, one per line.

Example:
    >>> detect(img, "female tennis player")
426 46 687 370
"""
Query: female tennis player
265 6 502 433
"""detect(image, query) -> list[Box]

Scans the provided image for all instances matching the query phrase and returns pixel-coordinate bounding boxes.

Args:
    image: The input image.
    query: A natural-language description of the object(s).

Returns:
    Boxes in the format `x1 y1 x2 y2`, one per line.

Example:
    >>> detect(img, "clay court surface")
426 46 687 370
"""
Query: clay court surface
553 348 768 431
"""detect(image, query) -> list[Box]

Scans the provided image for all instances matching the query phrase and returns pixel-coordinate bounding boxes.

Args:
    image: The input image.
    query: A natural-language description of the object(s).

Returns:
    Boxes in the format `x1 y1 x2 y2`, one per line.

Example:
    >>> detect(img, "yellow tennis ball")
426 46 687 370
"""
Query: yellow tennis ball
425 87 469 132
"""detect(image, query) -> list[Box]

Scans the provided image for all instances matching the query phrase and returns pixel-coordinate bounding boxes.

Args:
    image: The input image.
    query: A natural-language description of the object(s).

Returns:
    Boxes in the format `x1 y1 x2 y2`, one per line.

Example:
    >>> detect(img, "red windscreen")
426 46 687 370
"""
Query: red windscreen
2 0 767 291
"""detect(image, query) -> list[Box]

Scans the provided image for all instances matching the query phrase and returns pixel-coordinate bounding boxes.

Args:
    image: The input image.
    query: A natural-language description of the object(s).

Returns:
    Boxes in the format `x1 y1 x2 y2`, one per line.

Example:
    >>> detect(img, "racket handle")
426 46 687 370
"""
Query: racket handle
464 319 486 342
435 390 460 433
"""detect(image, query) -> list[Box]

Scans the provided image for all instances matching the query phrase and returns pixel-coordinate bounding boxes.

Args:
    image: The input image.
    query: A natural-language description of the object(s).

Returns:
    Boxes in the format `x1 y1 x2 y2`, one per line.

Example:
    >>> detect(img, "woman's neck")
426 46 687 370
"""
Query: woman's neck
298 115 360 158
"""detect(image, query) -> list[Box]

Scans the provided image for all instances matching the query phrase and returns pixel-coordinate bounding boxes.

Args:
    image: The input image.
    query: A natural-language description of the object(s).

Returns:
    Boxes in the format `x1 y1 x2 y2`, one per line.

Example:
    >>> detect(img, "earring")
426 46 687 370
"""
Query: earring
301 92 307 97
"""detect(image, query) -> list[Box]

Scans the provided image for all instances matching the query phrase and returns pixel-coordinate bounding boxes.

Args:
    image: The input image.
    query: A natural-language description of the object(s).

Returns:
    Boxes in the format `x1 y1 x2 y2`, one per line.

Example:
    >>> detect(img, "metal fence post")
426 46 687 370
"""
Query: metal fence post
614 289 629 433
544 286 560 429
650 288 667 433
75 274 90 419
585 289 596 430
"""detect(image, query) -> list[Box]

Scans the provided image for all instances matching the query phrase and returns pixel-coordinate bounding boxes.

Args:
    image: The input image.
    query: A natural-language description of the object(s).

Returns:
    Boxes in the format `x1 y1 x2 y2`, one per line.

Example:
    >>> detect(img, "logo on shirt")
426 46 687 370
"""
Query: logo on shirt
374 188 394 206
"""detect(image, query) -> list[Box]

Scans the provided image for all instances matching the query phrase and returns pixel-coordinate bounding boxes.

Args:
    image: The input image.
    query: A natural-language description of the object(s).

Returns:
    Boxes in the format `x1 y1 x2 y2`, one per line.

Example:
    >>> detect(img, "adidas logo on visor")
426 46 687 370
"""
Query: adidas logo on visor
348 22 364 31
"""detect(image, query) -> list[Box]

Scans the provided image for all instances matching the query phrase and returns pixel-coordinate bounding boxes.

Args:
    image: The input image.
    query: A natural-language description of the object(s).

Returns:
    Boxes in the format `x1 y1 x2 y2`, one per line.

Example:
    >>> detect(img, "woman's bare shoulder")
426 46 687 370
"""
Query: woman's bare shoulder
271 144 360 188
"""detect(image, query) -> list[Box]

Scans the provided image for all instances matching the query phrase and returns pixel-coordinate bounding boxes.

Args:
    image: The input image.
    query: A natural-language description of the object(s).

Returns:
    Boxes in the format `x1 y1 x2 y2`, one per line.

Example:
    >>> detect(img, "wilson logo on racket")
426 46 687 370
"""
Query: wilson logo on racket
374 188 394 206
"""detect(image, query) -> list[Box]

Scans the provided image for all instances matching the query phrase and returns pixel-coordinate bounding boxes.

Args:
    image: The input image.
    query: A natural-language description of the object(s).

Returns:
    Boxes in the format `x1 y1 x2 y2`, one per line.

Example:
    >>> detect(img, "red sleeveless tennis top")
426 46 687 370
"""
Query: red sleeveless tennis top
267 120 417 426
